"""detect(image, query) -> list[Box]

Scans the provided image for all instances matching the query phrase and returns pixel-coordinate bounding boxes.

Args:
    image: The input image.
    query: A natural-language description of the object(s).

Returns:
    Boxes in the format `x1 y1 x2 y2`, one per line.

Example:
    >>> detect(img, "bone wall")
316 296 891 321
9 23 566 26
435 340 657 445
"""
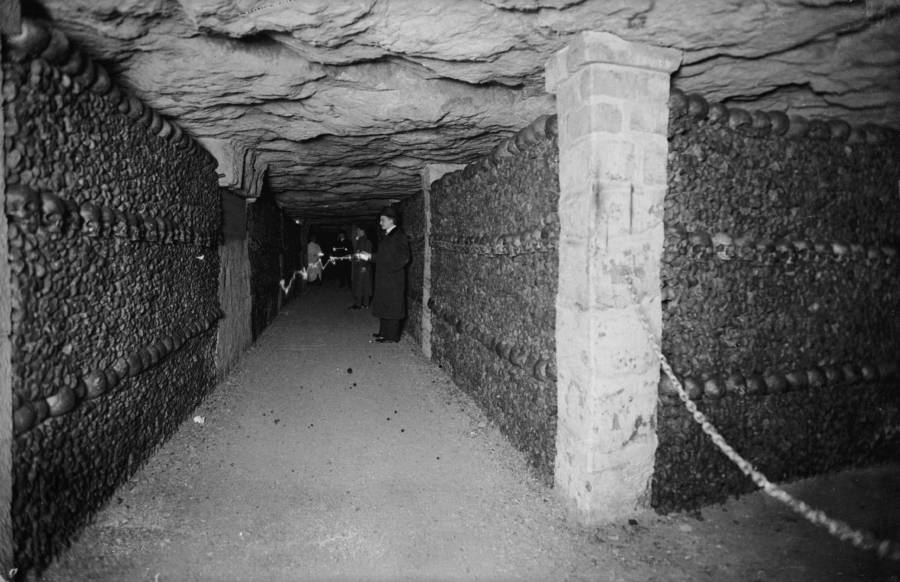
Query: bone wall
429 116 559 480
0 34 13 573
655 93 900 511
3 22 221 571
401 193 425 346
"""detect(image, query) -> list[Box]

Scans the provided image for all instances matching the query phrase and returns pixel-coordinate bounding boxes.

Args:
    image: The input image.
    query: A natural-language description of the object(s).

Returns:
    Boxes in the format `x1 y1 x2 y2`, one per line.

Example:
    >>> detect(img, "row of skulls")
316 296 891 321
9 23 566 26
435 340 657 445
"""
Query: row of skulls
4 18 203 153
428 297 557 383
11 310 223 436
659 360 899 405
5 184 216 247
669 227 898 263
458 114 559 180
669 89 896 144
432 219 559 257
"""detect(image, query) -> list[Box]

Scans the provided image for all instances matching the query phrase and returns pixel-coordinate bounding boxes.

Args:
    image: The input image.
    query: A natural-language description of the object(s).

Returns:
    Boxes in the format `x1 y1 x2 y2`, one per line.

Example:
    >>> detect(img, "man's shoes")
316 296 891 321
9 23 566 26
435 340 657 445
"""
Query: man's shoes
372 333 383 338
374 337 397 343
348 305 361 310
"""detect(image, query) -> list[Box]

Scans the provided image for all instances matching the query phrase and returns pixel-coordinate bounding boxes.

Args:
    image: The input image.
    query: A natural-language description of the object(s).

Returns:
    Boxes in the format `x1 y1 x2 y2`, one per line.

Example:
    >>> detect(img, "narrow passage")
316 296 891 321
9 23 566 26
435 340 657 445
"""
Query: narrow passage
41 282 604 581
40 282 900 581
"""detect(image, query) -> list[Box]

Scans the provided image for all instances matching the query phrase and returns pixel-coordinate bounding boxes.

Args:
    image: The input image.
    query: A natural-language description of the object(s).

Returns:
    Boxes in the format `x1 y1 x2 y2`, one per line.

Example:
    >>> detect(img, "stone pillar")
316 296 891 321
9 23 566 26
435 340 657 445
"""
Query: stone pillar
420 163 463 358
216 190 253 380
546 32 681 523
0 18 15 571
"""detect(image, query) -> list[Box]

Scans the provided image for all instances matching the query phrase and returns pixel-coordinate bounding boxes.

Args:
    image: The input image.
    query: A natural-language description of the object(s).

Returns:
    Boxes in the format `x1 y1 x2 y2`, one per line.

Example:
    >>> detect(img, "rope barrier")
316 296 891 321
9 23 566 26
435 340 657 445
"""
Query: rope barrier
279 269 305 295
279 253 366 295
628 282 900 561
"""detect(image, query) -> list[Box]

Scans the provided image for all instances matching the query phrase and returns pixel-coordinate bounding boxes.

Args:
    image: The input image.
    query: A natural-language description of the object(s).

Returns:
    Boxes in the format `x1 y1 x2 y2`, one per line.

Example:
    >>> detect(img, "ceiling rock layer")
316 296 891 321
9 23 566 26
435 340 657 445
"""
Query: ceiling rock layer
22 0 900 223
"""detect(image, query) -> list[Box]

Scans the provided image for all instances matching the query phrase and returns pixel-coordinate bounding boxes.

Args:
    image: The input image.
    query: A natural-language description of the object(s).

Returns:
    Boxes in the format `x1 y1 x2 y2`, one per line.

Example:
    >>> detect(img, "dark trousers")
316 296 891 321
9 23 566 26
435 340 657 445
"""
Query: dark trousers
378 318 401 341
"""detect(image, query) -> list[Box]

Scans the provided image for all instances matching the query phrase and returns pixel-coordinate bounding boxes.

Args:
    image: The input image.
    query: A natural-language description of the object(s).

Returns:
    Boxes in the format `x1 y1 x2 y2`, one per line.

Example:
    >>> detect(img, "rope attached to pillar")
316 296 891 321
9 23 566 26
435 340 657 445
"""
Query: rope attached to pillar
628 281 900 561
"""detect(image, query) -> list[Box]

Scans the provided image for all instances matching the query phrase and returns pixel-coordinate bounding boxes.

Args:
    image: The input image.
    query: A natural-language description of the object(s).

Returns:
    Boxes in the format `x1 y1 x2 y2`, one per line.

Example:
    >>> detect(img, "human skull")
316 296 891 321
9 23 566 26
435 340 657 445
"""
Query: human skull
6 185 41 232
100 207 117 236
711 232 734 261
40 192 67 233
143 215 158 242
111 210 128 239
65 198 83 230
79 203 101 237
126 213 142 241
155 217 168 243
162 218 175 243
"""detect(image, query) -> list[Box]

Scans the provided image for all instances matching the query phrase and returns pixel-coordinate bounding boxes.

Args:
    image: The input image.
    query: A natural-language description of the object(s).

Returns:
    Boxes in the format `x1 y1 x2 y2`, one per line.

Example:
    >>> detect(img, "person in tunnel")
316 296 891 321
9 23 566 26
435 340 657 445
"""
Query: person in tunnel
306 234 324 286
349 226 373 309
363 206 410 342
330 230 352 288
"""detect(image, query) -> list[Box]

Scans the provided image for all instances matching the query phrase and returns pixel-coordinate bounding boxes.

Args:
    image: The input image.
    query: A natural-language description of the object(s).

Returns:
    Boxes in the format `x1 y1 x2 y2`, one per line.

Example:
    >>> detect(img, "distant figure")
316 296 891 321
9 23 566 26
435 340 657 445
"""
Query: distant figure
306 234 323 286
349 226 373 310
369 206 410 343
331 231 352 288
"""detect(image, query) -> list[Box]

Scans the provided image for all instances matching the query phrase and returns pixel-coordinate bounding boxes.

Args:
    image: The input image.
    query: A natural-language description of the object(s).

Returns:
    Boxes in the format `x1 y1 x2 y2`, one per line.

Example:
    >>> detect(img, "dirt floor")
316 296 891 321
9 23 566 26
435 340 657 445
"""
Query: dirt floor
37 281 900 582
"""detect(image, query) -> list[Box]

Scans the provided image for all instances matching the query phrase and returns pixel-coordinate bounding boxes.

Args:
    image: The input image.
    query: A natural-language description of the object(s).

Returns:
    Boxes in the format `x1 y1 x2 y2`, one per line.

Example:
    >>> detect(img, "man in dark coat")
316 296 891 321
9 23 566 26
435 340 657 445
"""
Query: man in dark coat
370 206 410 343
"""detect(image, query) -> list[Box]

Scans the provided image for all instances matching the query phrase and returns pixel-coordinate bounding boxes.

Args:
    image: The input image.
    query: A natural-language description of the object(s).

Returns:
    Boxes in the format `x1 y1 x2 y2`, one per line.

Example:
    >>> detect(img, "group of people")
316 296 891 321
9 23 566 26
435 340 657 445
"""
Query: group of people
305 206 410 343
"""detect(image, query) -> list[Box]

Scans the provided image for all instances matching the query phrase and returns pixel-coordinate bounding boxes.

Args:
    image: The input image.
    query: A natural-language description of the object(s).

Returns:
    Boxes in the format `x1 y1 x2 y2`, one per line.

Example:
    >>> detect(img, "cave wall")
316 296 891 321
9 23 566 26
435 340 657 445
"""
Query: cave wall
654 95 900 511
3 22 222 571
429 116 559 481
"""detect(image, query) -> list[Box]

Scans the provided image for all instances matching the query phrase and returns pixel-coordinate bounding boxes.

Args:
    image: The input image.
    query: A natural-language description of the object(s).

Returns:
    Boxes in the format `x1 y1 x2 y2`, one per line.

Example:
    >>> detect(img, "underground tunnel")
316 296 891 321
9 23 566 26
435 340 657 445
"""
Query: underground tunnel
1 0 900 579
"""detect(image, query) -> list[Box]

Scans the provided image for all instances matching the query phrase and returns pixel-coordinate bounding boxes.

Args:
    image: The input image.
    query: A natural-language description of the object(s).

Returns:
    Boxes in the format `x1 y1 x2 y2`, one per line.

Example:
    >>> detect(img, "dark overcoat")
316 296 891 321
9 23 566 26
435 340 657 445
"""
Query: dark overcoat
372 227 410 320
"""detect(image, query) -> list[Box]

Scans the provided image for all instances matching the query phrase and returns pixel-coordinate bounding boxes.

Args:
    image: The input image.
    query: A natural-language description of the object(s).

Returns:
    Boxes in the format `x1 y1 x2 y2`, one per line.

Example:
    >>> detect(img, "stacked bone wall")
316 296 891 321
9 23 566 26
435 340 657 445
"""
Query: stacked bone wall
3 23 221 571
655 94 900 511
401 193 425 345
429 116 560 480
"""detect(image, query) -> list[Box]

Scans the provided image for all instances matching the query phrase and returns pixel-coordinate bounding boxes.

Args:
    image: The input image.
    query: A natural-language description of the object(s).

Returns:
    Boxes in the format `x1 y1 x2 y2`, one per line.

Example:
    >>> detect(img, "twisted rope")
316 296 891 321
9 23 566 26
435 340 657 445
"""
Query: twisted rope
629 283 900 561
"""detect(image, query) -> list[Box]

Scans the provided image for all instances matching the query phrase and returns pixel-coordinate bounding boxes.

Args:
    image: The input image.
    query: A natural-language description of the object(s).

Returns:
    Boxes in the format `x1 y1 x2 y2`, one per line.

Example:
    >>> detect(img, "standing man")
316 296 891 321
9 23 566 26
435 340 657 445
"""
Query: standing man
368 206 410 343
330 231 352 288
306 234 324 287
349 226 373 310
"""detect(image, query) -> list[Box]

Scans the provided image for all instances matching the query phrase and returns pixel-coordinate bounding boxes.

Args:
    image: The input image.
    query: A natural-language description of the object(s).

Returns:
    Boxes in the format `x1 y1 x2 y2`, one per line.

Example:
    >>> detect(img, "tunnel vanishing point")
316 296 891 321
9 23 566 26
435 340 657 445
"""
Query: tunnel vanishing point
1 0 900 575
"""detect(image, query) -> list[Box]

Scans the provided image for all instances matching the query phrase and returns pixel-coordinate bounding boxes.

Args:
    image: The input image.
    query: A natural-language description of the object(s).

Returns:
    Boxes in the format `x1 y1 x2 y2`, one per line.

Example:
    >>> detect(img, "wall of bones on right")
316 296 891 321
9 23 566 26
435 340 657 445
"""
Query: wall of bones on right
654 91 900 511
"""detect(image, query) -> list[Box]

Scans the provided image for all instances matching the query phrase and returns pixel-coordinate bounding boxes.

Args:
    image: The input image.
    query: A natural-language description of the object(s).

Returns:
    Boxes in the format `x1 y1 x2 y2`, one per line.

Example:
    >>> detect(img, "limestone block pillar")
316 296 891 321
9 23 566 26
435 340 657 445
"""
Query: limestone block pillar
546 32 681 523
421 163 463 358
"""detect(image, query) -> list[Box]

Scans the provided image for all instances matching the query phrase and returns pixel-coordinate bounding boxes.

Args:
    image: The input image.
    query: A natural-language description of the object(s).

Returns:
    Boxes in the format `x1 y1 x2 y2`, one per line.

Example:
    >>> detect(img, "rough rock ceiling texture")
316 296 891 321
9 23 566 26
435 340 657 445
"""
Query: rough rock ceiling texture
25 0 900 222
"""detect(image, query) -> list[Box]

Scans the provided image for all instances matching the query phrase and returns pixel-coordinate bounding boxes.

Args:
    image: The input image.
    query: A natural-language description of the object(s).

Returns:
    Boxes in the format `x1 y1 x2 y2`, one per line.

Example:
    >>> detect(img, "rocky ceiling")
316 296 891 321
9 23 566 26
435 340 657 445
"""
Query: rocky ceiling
20 0 900 223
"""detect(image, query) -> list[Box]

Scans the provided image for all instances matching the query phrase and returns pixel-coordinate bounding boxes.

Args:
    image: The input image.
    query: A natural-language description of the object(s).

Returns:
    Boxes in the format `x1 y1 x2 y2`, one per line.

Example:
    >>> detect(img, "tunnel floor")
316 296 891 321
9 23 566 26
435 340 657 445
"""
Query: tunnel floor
40 280 900 581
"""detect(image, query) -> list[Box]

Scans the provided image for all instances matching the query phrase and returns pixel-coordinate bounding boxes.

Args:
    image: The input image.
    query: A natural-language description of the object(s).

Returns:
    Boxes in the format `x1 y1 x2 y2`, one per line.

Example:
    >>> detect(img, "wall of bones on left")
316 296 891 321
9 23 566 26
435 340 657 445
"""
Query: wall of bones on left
2 19 224 575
